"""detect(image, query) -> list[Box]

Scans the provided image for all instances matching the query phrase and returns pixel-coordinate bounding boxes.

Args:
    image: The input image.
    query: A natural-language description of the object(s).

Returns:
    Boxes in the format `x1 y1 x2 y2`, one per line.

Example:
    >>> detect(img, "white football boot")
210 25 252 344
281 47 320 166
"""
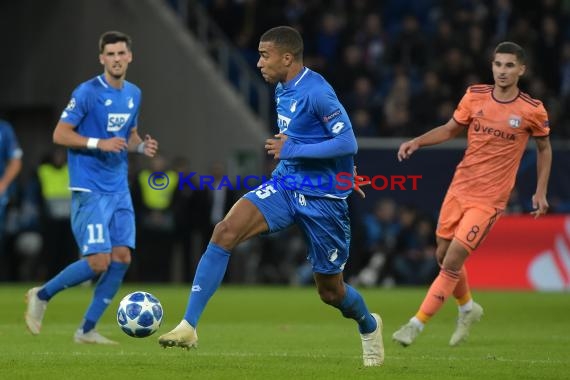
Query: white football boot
158 320 198 349
361 313 384 366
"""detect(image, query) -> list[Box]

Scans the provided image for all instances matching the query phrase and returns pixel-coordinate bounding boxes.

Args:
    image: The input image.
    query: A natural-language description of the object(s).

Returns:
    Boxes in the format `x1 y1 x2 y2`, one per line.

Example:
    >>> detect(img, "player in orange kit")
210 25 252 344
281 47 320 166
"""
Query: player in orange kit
392 41 552 347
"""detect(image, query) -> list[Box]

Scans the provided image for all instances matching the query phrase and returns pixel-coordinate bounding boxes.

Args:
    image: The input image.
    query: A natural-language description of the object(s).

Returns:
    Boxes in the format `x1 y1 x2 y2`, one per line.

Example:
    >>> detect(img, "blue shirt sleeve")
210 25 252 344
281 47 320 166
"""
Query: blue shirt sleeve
60 85 90 127
5 124 23 160
279 128 357 159
0 121 23 161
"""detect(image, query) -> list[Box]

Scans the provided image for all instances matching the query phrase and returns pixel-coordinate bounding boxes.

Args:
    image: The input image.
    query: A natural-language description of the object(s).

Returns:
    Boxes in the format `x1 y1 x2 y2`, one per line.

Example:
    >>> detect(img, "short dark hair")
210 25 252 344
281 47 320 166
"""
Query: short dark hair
494 41 526 64
99 31 132 53
260 26 303 60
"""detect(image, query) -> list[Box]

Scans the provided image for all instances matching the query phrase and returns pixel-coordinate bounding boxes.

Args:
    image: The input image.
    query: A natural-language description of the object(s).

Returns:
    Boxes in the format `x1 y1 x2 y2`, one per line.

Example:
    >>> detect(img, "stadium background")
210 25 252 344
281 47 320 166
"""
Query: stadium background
0 0 568 290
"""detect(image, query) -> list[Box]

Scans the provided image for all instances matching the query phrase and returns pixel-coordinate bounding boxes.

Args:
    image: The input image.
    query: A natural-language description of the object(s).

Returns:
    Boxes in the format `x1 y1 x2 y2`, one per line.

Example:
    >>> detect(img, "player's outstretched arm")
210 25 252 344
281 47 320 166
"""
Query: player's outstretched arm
397 139 420 162
531 136 552 218
398 118 464 161
266 130 357 161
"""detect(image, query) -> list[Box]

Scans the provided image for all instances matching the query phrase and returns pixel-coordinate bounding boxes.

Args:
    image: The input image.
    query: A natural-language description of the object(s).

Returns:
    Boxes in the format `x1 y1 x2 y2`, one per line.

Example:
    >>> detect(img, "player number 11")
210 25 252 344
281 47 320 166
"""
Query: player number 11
87 223 105 244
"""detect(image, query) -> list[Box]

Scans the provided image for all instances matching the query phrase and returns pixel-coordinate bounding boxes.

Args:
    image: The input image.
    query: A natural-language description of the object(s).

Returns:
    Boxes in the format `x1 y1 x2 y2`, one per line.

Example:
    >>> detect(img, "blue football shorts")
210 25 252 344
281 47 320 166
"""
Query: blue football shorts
71 191 135 255
243 182 351 275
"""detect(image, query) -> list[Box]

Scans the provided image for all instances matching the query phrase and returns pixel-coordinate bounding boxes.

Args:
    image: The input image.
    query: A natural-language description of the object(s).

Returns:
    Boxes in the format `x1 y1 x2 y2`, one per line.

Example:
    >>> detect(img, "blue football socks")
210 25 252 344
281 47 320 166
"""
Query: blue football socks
82 261 129 333
37 259 96 301
338 283 377 334
184 243 231 327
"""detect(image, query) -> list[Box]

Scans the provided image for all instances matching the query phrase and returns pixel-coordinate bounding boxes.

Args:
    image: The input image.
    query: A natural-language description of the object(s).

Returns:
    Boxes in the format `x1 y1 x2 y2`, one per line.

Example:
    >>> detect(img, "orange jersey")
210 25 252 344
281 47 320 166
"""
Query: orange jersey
449 84 550 209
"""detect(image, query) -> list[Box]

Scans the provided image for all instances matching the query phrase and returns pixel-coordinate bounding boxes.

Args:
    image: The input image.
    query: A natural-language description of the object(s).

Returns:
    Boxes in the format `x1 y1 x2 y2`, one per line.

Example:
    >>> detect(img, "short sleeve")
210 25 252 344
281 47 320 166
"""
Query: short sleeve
311 87 352 136
60 85 90 128
452 89 473 126
529 103 550 137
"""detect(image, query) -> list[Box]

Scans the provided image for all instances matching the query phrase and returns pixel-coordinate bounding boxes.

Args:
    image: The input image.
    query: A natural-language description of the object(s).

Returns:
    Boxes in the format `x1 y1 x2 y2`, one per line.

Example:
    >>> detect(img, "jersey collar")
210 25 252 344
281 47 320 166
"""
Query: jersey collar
282 67 310 89
98 74 124 90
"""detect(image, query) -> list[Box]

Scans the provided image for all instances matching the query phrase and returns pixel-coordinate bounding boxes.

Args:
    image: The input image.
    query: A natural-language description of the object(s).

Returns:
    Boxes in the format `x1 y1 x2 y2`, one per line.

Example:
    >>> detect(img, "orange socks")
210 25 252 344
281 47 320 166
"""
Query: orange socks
453 266 472 306
415 268 460 324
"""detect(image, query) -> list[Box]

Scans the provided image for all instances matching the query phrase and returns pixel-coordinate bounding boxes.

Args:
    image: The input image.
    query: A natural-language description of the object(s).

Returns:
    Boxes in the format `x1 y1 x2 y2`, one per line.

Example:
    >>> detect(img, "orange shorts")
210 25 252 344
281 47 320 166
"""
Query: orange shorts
436 192 503 252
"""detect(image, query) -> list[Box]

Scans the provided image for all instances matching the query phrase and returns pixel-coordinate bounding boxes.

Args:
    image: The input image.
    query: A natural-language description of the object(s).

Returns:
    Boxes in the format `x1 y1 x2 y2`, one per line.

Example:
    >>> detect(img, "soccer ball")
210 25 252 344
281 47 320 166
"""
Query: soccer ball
117 291 163 338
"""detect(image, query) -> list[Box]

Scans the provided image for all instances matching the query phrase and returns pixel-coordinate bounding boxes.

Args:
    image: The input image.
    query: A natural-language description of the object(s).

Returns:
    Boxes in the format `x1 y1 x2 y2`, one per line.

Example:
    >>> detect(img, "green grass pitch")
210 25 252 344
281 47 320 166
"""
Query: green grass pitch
1 284 568 380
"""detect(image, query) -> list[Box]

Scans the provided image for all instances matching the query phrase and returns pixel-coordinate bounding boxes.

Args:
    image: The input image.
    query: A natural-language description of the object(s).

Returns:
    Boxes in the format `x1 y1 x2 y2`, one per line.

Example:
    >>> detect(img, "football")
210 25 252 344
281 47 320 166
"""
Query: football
117 291 163 338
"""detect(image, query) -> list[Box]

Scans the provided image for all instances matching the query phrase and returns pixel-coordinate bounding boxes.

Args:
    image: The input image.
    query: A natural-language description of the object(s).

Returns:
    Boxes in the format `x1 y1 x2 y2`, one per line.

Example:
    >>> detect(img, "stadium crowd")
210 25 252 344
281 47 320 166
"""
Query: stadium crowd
195 0 570 138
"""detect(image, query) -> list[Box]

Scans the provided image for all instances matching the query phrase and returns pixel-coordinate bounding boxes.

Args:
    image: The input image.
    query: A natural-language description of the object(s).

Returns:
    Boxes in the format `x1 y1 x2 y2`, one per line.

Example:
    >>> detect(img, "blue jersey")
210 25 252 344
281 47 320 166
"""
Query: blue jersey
60 75 140 193
0 119 23 176
0 119 23 207
272 67 355 199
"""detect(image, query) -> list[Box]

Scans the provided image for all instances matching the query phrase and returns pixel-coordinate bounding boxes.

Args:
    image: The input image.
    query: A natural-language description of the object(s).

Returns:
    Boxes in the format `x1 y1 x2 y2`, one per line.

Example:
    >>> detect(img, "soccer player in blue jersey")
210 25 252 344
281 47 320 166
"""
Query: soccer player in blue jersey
25 31 158 344
158 26 384 367
0 118 22 264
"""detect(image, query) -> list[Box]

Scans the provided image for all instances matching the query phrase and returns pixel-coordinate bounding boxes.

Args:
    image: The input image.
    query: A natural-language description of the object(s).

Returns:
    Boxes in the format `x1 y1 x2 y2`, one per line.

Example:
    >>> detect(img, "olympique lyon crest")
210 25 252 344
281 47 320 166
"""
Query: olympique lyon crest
509 115 522 128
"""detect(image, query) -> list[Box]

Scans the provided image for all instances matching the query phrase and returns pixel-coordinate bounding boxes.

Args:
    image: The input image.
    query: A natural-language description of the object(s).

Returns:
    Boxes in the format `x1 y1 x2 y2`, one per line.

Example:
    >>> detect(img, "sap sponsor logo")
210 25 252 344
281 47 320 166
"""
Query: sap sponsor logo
65 98 76 111
107 113 131 132
508 114 522 128
528 218 570 291
473 121 515 141
277 114 291 132
323 108 341 122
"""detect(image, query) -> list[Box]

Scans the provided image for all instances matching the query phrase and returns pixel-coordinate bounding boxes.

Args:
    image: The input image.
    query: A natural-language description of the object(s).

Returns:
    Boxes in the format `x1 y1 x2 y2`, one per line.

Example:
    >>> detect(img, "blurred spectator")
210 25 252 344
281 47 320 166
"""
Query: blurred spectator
193 161 238 281
343 75 383 127
36 148 76 279
533 15 563 92
382 70 413 136
490 0 513 43
335 44 370 95
410 70 450 134
559 41 570 97
351 108 379 137
351 198 400 287
436 47 473 102
387 14 428 71
507 18 538 52
132 155 177 282
353 12 387 73
465 23 492 82
391 208 438 285
256 227 307 285
430 19 461 62
170 156 201 282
